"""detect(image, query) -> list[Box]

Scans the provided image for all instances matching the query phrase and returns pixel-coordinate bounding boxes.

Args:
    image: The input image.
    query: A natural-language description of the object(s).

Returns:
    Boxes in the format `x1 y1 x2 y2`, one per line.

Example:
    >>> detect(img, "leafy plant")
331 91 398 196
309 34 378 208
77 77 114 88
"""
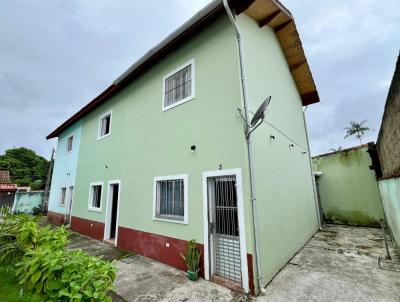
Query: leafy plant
0 210 40 264
180 239 201 273
15 248 116 302
344 120 370 144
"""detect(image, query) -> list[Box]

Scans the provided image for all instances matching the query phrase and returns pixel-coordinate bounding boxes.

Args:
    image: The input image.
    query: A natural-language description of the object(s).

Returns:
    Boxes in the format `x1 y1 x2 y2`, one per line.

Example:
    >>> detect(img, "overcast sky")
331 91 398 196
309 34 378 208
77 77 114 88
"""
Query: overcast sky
0 0 399 159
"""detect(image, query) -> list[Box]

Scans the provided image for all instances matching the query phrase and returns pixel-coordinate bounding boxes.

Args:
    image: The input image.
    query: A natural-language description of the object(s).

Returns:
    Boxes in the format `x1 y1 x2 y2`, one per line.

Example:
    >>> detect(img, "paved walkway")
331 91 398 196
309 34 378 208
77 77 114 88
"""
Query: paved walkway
259 225 400 302
67 225 400 302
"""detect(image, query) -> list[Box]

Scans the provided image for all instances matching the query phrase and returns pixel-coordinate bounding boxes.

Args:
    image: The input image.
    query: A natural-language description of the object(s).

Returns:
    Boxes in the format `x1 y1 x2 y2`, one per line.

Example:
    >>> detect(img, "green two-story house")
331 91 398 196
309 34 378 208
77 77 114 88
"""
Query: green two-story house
47 0 320 295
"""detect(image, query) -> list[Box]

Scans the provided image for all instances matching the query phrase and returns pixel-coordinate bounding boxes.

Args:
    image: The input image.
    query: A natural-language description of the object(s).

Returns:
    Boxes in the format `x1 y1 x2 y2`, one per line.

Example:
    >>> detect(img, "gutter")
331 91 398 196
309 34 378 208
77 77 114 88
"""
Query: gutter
223 0 263 293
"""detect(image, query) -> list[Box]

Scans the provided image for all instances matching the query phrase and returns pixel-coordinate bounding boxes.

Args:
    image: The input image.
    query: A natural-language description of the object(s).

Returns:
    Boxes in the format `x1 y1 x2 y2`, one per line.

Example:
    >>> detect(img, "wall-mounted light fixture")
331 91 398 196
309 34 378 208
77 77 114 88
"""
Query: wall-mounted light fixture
289 144 294 148
190 145 196 152
269 135 276 140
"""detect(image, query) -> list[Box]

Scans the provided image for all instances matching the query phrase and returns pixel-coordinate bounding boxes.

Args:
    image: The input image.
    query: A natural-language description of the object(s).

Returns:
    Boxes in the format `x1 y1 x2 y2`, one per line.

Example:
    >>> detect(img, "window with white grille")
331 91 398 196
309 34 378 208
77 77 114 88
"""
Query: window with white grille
66 136 73 152
162 60 195 111
88 183 102 211
59 187 66 206
98 112 112 139
154 175 188 223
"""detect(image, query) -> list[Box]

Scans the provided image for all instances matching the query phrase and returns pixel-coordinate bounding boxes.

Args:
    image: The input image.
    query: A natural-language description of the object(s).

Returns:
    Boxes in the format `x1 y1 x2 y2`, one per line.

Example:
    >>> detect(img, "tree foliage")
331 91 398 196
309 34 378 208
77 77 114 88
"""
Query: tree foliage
0 147 49 190
344 120 370 144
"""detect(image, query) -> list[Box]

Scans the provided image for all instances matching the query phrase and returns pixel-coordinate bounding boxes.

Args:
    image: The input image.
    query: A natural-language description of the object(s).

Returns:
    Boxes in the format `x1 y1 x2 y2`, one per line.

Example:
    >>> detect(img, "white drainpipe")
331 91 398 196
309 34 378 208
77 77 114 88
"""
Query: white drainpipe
223 0 263 293
303 107 322 230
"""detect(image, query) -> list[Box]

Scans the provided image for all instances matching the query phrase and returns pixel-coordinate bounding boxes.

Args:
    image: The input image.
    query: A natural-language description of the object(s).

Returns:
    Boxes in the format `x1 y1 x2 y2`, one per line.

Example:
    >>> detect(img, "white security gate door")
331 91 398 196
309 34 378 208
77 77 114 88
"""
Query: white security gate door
208 176 242 283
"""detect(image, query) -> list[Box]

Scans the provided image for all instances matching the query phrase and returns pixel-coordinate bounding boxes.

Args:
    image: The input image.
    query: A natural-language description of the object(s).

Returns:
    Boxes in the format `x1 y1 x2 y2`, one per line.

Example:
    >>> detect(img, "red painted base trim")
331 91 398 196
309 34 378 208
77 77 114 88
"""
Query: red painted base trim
47 211 65 226
247 254 255 295
117 226 204 276
69 217 254 294
70 216 104 241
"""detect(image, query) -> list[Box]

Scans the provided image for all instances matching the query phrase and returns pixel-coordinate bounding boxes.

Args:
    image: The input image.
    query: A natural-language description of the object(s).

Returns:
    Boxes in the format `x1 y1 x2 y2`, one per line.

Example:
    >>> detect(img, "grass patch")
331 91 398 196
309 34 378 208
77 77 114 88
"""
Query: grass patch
0 265 42 301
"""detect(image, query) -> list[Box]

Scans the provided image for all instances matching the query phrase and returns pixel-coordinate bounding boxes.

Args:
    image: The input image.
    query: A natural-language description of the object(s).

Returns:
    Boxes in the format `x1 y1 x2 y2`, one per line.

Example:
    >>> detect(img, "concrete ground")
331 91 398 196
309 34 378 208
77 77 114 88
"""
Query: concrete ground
68 233 242 302
67 225 400 302
259 225 400 302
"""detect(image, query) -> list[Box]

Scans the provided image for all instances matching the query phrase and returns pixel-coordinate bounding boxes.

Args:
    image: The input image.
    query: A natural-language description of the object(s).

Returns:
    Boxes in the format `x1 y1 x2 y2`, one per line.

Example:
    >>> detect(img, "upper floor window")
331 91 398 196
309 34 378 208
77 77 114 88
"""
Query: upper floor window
98 112 112 140
162 59 195 111
66 135 73 152
153 174 188 224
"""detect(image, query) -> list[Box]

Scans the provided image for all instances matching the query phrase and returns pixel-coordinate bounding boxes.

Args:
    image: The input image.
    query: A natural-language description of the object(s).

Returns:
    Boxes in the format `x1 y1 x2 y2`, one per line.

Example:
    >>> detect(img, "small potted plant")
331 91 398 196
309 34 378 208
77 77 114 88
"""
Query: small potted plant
181 239 201 281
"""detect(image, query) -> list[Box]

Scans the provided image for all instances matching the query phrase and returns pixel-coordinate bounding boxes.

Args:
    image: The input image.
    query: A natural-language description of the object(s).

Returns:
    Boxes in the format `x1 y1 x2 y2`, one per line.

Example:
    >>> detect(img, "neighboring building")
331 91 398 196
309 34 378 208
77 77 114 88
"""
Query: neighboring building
0 170 17 209
313 145 384 227
47 0 320 294
17 186 31 192
47 121 82 225
376 52 400 250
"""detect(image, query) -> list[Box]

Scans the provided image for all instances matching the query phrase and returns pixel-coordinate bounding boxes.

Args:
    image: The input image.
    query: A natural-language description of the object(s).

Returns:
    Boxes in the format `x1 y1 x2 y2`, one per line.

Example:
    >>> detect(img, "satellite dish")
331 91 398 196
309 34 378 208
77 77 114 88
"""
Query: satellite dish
250 96 271 127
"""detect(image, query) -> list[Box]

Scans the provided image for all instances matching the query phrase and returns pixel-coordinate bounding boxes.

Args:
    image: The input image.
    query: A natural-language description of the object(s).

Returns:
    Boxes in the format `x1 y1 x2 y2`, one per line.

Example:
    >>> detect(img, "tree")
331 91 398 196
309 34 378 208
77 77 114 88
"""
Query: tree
344 120 370 144
0 147 49 190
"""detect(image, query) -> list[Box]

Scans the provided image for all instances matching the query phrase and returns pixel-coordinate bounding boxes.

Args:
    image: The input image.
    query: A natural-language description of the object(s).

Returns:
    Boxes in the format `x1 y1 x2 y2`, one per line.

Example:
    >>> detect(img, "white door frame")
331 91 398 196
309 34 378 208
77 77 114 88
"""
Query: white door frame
202 168 249 293
65 185 74 224
104 180 121 246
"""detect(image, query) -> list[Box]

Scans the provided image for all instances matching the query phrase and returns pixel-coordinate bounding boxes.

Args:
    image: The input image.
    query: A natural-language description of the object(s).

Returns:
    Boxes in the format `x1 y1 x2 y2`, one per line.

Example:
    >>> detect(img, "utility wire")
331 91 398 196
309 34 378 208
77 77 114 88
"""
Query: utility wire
248 110 308 151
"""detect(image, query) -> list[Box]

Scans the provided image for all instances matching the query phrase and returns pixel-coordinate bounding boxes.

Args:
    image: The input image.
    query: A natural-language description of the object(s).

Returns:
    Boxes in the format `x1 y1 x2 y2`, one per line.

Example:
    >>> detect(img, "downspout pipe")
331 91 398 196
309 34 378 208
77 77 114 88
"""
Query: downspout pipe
223 0 263 293
303 107 322 230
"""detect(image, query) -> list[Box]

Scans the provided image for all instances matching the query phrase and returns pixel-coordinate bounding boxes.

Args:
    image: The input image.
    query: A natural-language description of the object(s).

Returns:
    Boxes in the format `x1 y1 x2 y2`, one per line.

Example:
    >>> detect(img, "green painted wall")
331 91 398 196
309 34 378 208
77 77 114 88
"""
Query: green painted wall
378 177 400 250
238 15 319 287
313 146 384 226
72 15 255 252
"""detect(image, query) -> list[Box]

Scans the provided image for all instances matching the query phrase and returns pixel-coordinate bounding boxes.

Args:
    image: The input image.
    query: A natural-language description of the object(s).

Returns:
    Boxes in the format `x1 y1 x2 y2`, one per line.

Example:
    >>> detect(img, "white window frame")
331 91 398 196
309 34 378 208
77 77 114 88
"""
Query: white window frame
97 111 112 140
59 187 67 206
162 59 195 112
153 174 188 224
88 182 103 212
66 135 74 153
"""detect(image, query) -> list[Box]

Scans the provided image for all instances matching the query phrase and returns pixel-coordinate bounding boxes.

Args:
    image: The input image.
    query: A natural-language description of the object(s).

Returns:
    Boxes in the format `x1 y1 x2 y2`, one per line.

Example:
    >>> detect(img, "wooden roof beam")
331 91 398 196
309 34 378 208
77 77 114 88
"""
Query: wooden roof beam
259 10 280 27
290 60 306 72
274 20 292 32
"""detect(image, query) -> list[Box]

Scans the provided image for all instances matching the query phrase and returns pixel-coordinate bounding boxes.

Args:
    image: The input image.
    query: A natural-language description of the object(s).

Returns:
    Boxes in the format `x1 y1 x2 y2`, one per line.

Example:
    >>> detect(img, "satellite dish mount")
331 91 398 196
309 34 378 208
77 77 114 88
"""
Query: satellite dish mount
240 96 271 139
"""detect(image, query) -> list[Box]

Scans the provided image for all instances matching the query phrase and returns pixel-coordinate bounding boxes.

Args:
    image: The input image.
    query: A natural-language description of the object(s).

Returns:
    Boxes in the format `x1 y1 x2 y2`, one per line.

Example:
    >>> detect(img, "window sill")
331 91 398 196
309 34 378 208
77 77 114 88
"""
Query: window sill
88 207 102 213
97 133 110 141
153 217 188 225
162 95 195 112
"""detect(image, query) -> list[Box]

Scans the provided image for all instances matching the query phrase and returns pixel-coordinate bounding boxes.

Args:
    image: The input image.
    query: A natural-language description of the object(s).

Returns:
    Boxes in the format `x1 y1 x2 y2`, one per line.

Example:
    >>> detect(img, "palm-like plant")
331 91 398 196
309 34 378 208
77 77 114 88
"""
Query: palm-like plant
344 120 370 144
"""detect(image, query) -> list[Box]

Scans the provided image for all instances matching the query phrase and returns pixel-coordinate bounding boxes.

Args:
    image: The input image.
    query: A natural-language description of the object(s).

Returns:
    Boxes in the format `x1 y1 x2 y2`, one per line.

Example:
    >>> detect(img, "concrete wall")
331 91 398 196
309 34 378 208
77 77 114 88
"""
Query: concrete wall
377 53 400 178
313 146 384 226
238 14 319 287
48 121 82 215
378 177 400 249
13 191 44 214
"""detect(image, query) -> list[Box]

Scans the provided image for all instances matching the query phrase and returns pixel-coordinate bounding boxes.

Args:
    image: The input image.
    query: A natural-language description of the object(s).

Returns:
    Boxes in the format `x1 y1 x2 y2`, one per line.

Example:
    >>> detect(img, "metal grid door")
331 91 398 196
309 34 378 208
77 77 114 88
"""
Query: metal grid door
208 176 242 283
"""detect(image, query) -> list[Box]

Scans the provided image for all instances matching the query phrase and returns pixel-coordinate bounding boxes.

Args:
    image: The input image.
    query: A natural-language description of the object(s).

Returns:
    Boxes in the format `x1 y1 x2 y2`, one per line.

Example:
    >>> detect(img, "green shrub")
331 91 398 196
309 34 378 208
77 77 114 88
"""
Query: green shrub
0 210 69 264
15 248 116 302
0 211 116 301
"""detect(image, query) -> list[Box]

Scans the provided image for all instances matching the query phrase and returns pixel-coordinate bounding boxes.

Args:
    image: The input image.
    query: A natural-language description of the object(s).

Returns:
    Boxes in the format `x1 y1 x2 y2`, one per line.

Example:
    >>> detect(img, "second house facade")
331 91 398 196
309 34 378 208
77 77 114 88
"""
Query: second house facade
47 0 320 295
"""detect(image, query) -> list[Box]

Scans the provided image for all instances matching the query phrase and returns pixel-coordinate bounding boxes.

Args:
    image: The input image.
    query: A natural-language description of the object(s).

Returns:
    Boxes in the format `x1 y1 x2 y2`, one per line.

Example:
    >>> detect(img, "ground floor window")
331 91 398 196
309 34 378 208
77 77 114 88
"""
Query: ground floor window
153 174 188 224
59 187 66 206
88 182 103 212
